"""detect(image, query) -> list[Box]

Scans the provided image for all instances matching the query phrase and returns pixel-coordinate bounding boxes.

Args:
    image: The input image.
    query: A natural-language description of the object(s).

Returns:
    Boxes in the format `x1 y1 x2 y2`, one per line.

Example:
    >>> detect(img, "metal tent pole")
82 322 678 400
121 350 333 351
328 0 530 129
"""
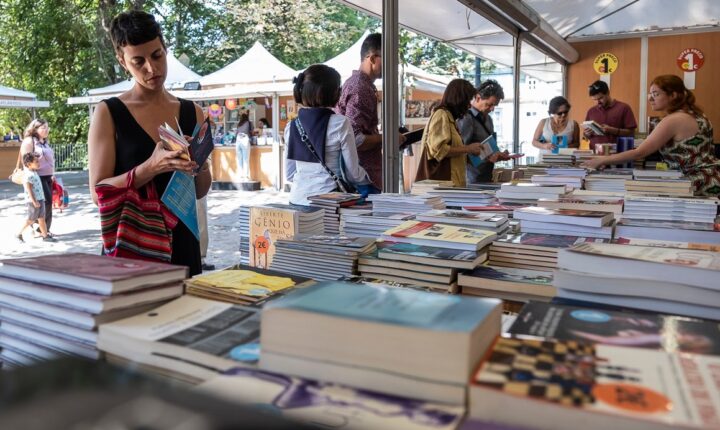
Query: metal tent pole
381 0 400 193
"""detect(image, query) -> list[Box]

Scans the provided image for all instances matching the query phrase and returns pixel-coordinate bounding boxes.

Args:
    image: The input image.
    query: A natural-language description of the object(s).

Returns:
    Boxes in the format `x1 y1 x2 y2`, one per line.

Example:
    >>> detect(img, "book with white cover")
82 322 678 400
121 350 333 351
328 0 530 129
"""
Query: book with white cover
197 367 465 430
260 281 502 404
537 198 623 215
520 220 614 239
416 210 507 228
98 295 262 376
381 221 497 251
558 242 720 290
469 336 720 430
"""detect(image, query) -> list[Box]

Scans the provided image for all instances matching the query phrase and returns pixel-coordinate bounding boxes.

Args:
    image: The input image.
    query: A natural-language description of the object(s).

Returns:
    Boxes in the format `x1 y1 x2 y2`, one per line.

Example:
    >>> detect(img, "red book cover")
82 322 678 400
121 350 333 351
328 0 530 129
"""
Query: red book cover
390 221 433 238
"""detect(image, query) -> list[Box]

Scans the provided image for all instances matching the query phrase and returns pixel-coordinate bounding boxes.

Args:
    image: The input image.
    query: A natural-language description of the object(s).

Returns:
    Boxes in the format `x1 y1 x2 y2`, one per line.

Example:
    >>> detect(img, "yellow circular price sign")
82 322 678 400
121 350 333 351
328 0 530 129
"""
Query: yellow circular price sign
593 53 619 75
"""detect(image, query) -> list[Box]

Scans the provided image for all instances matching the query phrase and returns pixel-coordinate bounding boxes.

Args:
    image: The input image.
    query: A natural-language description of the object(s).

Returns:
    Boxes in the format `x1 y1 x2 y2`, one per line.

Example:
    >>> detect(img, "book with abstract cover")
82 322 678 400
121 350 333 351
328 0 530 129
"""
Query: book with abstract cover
249 207 296 269
470 336 720 430
493 233 606 252
509 302 720 355
198 367 465 430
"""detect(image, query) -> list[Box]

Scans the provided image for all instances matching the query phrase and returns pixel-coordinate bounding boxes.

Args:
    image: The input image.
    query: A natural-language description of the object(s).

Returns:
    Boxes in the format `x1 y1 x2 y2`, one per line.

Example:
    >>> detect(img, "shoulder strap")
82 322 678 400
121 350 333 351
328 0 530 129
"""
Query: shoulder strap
473 111 492 135
294 117 348 193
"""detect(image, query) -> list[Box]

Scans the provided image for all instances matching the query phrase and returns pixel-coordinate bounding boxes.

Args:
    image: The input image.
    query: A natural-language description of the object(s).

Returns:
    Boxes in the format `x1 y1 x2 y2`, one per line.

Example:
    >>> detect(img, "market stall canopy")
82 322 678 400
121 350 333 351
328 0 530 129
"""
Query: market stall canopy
336 0 573 82
199 42 297 89
529 0 720 40
66 51 201 105
0 85 50 108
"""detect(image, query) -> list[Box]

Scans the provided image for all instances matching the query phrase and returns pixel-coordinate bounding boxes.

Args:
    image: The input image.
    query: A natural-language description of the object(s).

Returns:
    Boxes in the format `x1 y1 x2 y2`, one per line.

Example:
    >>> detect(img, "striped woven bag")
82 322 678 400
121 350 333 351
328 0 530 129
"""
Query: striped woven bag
96 168 178 262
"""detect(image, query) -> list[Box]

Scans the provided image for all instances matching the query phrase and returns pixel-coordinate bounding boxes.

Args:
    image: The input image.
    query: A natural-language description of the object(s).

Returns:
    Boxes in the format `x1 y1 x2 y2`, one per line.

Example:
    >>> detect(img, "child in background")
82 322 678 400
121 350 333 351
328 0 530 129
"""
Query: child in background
17 153 56 243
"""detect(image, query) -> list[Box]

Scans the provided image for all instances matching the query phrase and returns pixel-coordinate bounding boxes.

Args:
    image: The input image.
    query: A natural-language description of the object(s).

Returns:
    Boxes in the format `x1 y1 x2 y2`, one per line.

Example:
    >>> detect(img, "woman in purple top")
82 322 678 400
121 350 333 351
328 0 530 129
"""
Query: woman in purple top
20 119 55 235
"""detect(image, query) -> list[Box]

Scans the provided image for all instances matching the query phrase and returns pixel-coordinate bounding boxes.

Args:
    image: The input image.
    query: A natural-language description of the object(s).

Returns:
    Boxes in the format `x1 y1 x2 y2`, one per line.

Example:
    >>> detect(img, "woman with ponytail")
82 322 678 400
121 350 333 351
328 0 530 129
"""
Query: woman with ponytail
583 75 720 195
284 64 371 205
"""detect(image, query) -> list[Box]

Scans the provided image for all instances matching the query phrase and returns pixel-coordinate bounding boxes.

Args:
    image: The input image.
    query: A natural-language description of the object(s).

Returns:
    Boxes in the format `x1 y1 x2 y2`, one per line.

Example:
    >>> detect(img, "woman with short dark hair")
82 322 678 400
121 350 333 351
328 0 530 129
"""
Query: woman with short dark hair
87 10 211 275
532 96 580 154
583 75 720 196
415 79 486 187
285 64 370 205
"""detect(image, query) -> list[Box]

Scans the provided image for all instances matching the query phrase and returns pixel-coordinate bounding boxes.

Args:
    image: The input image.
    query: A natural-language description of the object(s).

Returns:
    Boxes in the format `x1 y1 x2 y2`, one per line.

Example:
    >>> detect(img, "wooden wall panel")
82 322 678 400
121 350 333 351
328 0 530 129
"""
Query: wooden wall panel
567 39 641 131
647 32 720 133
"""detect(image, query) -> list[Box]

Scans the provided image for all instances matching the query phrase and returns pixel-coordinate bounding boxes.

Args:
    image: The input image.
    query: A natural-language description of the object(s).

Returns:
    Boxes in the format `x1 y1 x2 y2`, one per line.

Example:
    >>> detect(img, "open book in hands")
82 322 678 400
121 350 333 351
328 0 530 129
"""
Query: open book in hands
158 116 214 171
582 120 605 136
469 134 500 167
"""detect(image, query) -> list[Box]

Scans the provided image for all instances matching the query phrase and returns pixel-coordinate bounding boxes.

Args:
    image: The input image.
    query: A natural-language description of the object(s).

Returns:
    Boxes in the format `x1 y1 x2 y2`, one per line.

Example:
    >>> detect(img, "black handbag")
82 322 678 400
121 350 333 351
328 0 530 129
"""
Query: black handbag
294 117 356 193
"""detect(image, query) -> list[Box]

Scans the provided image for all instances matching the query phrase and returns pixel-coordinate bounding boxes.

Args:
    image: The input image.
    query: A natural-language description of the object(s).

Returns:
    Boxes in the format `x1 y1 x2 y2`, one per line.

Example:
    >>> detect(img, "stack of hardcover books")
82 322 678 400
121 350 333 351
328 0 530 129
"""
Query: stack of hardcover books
308 193 363 235
367 193 445 214
184 264 314 306
425 187 497 208
495 183 567 204
584 169 632 192
530 166 587 190
624 178 693 196
513 207 616 239
0 253 186 369
488 232 607 272
555 242 720 320
458 265 555 302
270 235 376 281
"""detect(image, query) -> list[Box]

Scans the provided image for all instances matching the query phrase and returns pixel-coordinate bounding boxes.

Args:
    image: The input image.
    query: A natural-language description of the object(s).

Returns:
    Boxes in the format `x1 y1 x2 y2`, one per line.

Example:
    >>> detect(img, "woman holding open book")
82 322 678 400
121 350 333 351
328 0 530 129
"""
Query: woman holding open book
582 75 720 196
87 10 211 275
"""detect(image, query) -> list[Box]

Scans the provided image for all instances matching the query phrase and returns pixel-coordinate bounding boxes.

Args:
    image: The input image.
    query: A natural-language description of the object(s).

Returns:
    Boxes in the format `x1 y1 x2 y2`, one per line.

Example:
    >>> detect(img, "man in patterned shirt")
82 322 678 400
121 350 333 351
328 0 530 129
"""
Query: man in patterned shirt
336 33 404 191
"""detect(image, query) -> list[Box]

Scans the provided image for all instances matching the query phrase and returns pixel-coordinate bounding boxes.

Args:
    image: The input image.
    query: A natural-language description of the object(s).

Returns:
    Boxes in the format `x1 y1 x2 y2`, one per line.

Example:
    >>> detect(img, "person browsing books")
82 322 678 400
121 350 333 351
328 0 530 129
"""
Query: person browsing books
87 10 211 276
414 79 489 187
285 64 371 205
583 75 720 196
335 33 405 191
583 80 637 149
456 80 513 183
532 96 580 155
20 119 55 237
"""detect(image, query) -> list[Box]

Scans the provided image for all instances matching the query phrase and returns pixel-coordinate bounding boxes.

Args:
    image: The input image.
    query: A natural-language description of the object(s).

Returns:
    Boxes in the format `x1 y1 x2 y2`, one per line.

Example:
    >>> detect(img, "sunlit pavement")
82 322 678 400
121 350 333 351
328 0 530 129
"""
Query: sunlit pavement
0 171 289 272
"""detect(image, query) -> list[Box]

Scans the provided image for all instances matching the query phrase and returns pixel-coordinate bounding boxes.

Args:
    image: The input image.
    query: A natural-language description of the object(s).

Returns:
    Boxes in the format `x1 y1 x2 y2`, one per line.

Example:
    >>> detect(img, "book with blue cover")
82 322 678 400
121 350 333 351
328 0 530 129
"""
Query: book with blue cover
468 134 499 167
265 281 498 332
161 171 199 241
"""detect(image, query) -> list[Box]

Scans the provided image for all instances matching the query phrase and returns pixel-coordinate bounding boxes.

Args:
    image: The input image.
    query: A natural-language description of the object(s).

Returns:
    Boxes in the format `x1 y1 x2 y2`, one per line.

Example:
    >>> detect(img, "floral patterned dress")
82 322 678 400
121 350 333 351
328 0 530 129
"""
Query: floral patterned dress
659 113 720 196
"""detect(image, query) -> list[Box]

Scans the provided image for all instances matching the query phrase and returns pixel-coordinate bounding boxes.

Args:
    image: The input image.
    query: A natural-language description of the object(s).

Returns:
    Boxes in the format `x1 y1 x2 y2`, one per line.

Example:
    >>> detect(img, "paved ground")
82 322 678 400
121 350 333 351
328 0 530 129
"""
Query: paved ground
0 171 288 271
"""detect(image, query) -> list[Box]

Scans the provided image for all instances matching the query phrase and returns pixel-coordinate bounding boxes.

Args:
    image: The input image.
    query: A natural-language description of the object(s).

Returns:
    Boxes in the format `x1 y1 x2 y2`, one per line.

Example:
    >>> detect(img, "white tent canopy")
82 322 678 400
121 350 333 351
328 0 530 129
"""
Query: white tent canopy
200 41 297 89
67 51 201 105
0 84 49 108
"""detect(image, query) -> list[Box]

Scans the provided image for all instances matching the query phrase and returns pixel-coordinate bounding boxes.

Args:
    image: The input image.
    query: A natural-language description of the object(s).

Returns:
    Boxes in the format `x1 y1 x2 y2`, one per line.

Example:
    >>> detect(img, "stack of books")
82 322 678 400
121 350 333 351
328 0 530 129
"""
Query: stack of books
410 179 453 195
531 166 586 189
339 211 415 237
0 253 186 369
469 334 720 430
584 169 632 192
415 209 509 233
495 183 567 204
624 178 694 196
99 295 263 383
240 204 324 267
381 221 497 252
260 281 503 404
513 207 616 239
632 169 683 180
537 196 624 216
539 153 575 166
425 187 496 208
308 193 363 235
367 193 445 214
616 195 720 243
488 232 606 272
458 265 555 302
270 235 376 281
184 264 314 306
555 242 720 320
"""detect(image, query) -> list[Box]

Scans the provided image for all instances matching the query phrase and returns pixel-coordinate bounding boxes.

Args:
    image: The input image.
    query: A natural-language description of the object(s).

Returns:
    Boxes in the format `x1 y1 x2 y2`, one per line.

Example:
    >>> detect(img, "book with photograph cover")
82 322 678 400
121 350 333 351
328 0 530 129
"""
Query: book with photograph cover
376 241 487 269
